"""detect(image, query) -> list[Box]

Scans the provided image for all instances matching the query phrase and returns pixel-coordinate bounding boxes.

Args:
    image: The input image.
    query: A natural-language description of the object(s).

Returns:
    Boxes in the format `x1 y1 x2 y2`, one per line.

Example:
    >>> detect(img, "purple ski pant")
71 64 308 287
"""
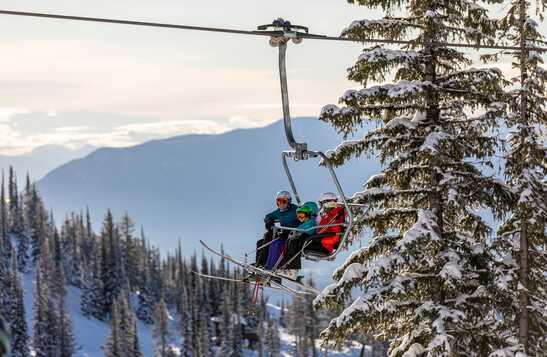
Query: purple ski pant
265 239 286 270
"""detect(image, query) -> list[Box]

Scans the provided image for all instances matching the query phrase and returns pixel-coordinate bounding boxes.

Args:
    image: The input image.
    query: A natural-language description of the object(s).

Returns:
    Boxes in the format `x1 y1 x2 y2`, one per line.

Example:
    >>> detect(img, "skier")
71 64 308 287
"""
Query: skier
279 201 319 281
308 192 346 255
254 191 299 269
0 316 10 357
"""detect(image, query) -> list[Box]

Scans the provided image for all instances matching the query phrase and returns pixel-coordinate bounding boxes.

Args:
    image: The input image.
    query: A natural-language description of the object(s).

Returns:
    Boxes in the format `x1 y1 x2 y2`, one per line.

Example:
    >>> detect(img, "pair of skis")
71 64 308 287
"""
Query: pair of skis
197 240 320 296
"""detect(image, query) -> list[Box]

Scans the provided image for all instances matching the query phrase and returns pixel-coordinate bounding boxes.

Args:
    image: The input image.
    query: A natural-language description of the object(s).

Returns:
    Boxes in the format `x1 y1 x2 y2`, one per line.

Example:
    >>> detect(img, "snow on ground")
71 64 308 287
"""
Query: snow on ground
21 271 365 356
21 269 154 357
278 330 365 357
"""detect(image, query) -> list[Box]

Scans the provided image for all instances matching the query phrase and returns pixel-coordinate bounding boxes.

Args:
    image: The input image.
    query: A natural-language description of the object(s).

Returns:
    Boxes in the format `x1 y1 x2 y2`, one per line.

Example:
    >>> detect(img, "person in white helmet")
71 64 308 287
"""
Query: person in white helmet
303 192 346 256
254 191 299 269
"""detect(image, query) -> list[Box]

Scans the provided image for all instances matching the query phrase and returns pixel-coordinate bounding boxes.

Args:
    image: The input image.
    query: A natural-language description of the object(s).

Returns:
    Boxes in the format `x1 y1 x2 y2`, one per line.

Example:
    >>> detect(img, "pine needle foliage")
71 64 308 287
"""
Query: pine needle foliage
491 0 547 355
314 0 514 355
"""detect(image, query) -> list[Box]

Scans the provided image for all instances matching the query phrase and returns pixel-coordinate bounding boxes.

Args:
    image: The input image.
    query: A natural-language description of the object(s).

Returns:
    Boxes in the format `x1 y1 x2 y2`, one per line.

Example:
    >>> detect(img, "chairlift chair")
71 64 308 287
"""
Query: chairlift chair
257 19 354 262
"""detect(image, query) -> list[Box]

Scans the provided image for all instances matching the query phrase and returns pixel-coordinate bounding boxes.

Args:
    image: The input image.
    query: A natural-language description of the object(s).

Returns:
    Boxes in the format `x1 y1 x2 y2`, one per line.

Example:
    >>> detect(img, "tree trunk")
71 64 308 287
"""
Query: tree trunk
423 11 444 306
519 220 529 353
518 0 529 352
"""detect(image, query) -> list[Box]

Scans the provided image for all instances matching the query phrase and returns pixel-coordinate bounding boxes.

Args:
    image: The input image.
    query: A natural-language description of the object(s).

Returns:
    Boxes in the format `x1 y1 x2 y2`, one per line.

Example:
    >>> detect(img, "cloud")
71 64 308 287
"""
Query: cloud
0 107 29 123
117 119 230 142
7 111 158 135
227 115 273 128
234 103 316 110
0 107 254 154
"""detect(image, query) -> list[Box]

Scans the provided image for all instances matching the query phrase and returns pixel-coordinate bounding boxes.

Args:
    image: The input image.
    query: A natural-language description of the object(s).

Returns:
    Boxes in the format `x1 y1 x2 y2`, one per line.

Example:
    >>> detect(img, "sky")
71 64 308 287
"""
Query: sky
0 0 543 154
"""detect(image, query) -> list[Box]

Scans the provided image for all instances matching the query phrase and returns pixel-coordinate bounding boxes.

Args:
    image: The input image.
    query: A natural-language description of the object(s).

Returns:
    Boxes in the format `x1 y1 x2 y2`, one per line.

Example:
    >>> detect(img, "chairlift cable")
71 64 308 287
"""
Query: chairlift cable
0 9 545 52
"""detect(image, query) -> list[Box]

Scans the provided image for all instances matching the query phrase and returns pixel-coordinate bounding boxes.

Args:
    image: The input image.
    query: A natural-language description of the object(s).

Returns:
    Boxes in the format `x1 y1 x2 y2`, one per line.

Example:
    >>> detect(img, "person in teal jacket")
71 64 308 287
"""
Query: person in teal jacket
281 202 318 272
263 197 299 229
255 191 299 270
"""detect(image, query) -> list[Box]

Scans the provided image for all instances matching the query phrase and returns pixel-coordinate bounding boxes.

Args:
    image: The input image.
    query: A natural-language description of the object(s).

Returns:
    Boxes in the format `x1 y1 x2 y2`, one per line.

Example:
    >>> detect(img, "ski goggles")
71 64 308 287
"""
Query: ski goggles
276 198 289 204
297 213 308 219
321 201 337 209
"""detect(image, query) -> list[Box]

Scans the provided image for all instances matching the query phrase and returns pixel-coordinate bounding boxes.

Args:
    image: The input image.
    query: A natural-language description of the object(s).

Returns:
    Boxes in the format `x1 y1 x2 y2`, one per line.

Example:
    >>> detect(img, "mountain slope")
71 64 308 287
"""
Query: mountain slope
37 118 379 258
20 267 365 357
0 145 95 181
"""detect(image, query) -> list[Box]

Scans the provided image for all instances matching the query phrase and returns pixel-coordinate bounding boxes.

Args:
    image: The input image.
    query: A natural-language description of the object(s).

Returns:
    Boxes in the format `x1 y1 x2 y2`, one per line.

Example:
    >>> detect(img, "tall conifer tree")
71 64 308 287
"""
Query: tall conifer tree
8 247 29 357
314 0 512 355
492 0 546 355
153 298 173 357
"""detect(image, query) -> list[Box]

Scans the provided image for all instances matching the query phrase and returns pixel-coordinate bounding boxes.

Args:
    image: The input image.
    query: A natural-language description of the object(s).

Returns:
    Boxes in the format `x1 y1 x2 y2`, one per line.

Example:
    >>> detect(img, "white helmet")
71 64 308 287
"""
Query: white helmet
318 192 337 203
276 191 292 202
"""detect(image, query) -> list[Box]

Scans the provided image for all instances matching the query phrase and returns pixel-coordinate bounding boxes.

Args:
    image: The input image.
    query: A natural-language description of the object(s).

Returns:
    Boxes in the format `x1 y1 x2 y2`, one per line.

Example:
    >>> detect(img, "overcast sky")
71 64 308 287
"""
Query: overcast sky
0 0 543 154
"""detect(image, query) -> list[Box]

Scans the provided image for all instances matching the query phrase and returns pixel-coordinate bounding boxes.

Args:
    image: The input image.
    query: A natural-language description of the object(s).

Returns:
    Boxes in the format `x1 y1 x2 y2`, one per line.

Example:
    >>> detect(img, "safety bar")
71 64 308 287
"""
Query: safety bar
275 223 347 234
281 149 355 261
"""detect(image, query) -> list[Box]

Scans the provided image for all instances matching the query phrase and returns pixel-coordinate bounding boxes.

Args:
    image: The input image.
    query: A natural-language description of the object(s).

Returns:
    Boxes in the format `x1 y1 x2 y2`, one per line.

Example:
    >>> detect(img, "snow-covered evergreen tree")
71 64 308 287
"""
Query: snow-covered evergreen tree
80 251 105 320
219 297 233 356
28 184 46 263
180 282 196 357
32 260 58 357
314 0 513 355
264 319 281 357
8 247 29 357
0 174 9 270
103 299 123 357
491 1 547 355
137 240 161 325
137 282 156 325
153 298 173 357
100 210 123 318
131 320 145 357
119 213 139 290
103 292 143 357
57 289 77 357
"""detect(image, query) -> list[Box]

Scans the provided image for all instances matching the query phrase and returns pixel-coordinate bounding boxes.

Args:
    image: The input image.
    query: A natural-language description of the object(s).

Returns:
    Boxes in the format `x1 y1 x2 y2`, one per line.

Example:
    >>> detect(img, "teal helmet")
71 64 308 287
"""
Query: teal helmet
297 201 319 217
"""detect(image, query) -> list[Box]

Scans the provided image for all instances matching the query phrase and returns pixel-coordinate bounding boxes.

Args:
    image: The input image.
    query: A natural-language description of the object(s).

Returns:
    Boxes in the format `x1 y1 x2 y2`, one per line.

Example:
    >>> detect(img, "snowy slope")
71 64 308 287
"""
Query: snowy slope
21 269 154 357
20 270 365 357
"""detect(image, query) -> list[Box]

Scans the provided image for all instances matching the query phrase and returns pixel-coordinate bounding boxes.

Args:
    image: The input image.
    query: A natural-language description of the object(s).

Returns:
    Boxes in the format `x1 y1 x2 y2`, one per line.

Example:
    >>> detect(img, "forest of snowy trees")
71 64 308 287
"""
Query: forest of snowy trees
315 0 545 356
0 168 367 357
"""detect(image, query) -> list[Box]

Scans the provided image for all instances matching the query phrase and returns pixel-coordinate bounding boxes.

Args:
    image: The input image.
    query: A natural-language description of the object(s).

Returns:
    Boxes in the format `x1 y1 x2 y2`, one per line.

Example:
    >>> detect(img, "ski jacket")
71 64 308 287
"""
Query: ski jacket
317 206 346 253
298 218 317 236
264 203 299 228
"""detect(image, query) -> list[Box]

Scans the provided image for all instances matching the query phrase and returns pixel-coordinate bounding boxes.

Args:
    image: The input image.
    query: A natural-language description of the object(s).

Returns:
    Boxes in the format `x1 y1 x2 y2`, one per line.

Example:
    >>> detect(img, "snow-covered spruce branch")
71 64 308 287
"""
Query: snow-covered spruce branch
343 18 422 40
333 235 402 273
362 207 418 220
357 47 420 64
351 188 433 204
339 81 430 104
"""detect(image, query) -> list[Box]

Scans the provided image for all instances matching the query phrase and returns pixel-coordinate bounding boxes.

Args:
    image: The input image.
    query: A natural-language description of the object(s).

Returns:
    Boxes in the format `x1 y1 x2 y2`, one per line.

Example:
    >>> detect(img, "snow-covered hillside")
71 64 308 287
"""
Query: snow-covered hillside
20 268 366 357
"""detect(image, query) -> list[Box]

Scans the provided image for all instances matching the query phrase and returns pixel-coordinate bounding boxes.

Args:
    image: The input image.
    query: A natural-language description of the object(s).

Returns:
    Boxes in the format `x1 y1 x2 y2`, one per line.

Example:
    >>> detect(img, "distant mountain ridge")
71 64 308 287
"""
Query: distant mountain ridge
0 145 96 182
37 118 380 275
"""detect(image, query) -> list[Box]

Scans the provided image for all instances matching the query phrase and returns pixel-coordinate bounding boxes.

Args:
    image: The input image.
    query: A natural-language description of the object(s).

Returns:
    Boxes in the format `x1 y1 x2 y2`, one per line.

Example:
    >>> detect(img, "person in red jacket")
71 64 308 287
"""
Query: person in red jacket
304 192 346 255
